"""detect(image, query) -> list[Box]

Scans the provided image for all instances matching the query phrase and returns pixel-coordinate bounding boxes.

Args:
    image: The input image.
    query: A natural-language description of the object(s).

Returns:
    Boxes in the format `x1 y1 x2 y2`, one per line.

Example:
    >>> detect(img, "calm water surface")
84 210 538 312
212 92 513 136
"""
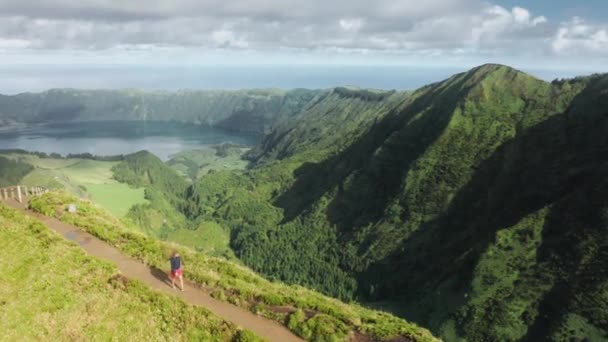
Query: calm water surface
0 121 260 160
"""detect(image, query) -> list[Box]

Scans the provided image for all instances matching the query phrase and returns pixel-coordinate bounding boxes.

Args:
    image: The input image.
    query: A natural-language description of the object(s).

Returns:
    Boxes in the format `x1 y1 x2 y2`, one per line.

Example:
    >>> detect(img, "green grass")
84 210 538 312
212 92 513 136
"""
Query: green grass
167 221 233 257
20 168 67 190
60 159 118 184
167 147 250 181
29 191 438 342
1 152 148 217
86 183 148 217
0 203 259 341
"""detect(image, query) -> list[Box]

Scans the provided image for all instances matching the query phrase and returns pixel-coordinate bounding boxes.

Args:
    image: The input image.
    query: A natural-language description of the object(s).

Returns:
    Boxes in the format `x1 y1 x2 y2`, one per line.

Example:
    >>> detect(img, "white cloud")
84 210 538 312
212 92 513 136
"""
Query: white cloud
552 17 608 55
339 18 363 32
0 0 604 66
470 5 547 47
0 38 31 49
512 6 530 24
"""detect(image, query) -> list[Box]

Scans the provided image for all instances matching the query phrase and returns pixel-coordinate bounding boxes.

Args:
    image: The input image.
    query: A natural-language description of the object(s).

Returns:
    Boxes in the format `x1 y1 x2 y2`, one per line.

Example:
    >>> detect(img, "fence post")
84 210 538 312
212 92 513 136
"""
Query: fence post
1 188 5 200
16 186 22 203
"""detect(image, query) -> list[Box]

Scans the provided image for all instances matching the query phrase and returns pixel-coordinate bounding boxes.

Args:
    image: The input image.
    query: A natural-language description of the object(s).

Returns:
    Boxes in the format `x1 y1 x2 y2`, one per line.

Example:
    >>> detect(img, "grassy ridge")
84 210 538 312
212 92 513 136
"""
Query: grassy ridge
0 203 259 341
180 65 608 340
29 191 438 342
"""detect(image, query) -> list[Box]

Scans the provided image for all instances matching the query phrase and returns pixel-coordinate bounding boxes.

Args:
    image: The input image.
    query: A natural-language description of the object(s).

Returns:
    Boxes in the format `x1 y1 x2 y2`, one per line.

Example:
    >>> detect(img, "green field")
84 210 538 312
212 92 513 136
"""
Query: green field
0 203 255 341
0 153 148 217
166 221 232 257
167 146 250 181
85 183 148 217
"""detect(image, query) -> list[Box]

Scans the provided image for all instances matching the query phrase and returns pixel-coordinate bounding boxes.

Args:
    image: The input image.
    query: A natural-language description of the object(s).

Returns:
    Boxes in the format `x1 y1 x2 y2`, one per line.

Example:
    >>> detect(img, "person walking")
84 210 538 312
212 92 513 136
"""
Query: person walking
170 251 184 291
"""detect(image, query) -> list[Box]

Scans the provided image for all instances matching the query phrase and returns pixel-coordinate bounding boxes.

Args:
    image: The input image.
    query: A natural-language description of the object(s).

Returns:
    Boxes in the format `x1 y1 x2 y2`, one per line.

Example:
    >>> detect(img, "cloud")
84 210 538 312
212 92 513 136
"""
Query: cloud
339 18 364 32
0 0 604 65
552 17 608 56
470 6 547 47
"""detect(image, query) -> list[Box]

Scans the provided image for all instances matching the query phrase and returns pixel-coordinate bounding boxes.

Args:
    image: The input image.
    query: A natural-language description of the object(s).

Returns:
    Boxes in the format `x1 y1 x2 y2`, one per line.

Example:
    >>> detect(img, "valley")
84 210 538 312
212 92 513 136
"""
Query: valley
1 64 607 341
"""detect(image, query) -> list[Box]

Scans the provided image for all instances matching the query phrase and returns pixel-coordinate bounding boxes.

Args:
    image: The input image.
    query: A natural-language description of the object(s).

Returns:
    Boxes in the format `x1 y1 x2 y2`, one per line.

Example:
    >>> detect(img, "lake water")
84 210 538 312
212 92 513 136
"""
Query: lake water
0 121 260 160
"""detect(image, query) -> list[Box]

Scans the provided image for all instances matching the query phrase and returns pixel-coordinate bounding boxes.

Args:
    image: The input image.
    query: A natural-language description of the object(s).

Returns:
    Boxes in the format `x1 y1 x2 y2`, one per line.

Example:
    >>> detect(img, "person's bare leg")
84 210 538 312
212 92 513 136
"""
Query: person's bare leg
179 275 184 291
171 275 176 289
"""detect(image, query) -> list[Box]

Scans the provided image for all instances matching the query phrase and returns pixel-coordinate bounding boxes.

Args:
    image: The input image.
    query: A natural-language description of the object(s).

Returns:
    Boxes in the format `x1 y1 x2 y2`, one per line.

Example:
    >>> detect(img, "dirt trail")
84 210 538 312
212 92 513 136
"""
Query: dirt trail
5 198 303 342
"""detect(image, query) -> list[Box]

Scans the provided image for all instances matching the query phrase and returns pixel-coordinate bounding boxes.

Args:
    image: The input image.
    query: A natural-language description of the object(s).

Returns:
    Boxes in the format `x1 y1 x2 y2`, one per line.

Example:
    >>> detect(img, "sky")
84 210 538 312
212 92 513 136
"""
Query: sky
0 0 607 93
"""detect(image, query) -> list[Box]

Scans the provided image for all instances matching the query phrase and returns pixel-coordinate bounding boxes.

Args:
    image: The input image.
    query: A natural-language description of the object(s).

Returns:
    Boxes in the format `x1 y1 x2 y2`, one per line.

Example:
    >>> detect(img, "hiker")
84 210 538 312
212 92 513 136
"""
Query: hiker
170 251 184 291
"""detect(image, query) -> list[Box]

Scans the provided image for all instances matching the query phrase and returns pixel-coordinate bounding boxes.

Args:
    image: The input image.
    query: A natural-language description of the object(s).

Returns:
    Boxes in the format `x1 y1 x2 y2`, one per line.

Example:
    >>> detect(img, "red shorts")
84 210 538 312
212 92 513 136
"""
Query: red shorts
171 268 183 278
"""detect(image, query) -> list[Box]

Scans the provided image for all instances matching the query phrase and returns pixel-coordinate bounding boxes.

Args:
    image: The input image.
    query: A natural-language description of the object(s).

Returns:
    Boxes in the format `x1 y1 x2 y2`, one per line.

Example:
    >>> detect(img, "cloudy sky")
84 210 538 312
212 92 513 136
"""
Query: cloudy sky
0 0 607 92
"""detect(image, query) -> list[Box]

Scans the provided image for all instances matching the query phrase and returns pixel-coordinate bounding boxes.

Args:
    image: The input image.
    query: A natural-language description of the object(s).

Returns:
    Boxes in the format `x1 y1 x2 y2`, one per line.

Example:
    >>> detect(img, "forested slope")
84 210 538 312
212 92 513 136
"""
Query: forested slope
8 63 606 341
183 64 608 341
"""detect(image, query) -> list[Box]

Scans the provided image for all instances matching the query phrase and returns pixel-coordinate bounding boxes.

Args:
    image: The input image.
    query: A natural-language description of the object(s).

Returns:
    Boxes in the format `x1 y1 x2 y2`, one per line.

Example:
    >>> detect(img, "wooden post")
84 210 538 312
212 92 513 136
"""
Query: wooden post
9 187 15 200
16 186 22 203
1 188 5 200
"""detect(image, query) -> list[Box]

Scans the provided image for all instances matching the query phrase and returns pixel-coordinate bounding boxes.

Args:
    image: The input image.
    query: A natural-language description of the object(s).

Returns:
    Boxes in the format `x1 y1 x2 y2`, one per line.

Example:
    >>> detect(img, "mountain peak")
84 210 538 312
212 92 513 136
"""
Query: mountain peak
466 63 534 82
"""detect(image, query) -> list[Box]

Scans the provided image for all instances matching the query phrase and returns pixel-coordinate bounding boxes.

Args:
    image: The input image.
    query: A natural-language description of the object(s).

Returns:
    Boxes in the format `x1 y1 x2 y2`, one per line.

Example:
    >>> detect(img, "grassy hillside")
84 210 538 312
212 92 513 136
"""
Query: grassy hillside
29 191 438 342
167 144 250 181
0 152 148 217
179 65 608 341
0 203 258 341
0 155 33 186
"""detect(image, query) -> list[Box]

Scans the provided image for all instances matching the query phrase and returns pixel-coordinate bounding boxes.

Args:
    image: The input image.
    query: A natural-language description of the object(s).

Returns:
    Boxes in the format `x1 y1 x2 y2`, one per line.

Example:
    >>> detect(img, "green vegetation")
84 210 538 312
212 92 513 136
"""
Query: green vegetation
5 64 608 341
333 87 396 101
29 191 438 342
0 152 148 217
111 150 235 258
86 183 147 217
0 88 325 134
167 144 250 181
0 155 33 186
176 65 608 341
0 149 125 161
166 220 232 257
111 151 192 244
0 203 256 341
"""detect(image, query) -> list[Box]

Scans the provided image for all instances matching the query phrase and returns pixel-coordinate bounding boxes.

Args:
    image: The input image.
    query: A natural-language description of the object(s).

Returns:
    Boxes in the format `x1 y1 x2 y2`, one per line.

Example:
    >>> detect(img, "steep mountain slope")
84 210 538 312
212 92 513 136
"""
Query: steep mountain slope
0 88 326 134
184 65 608 341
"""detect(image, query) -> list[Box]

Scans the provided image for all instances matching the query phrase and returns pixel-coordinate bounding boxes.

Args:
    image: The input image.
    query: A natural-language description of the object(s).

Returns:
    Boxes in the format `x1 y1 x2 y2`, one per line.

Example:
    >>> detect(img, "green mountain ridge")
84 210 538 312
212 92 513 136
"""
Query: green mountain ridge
176 64 608 341
0 88 328 134
2 63 607 341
